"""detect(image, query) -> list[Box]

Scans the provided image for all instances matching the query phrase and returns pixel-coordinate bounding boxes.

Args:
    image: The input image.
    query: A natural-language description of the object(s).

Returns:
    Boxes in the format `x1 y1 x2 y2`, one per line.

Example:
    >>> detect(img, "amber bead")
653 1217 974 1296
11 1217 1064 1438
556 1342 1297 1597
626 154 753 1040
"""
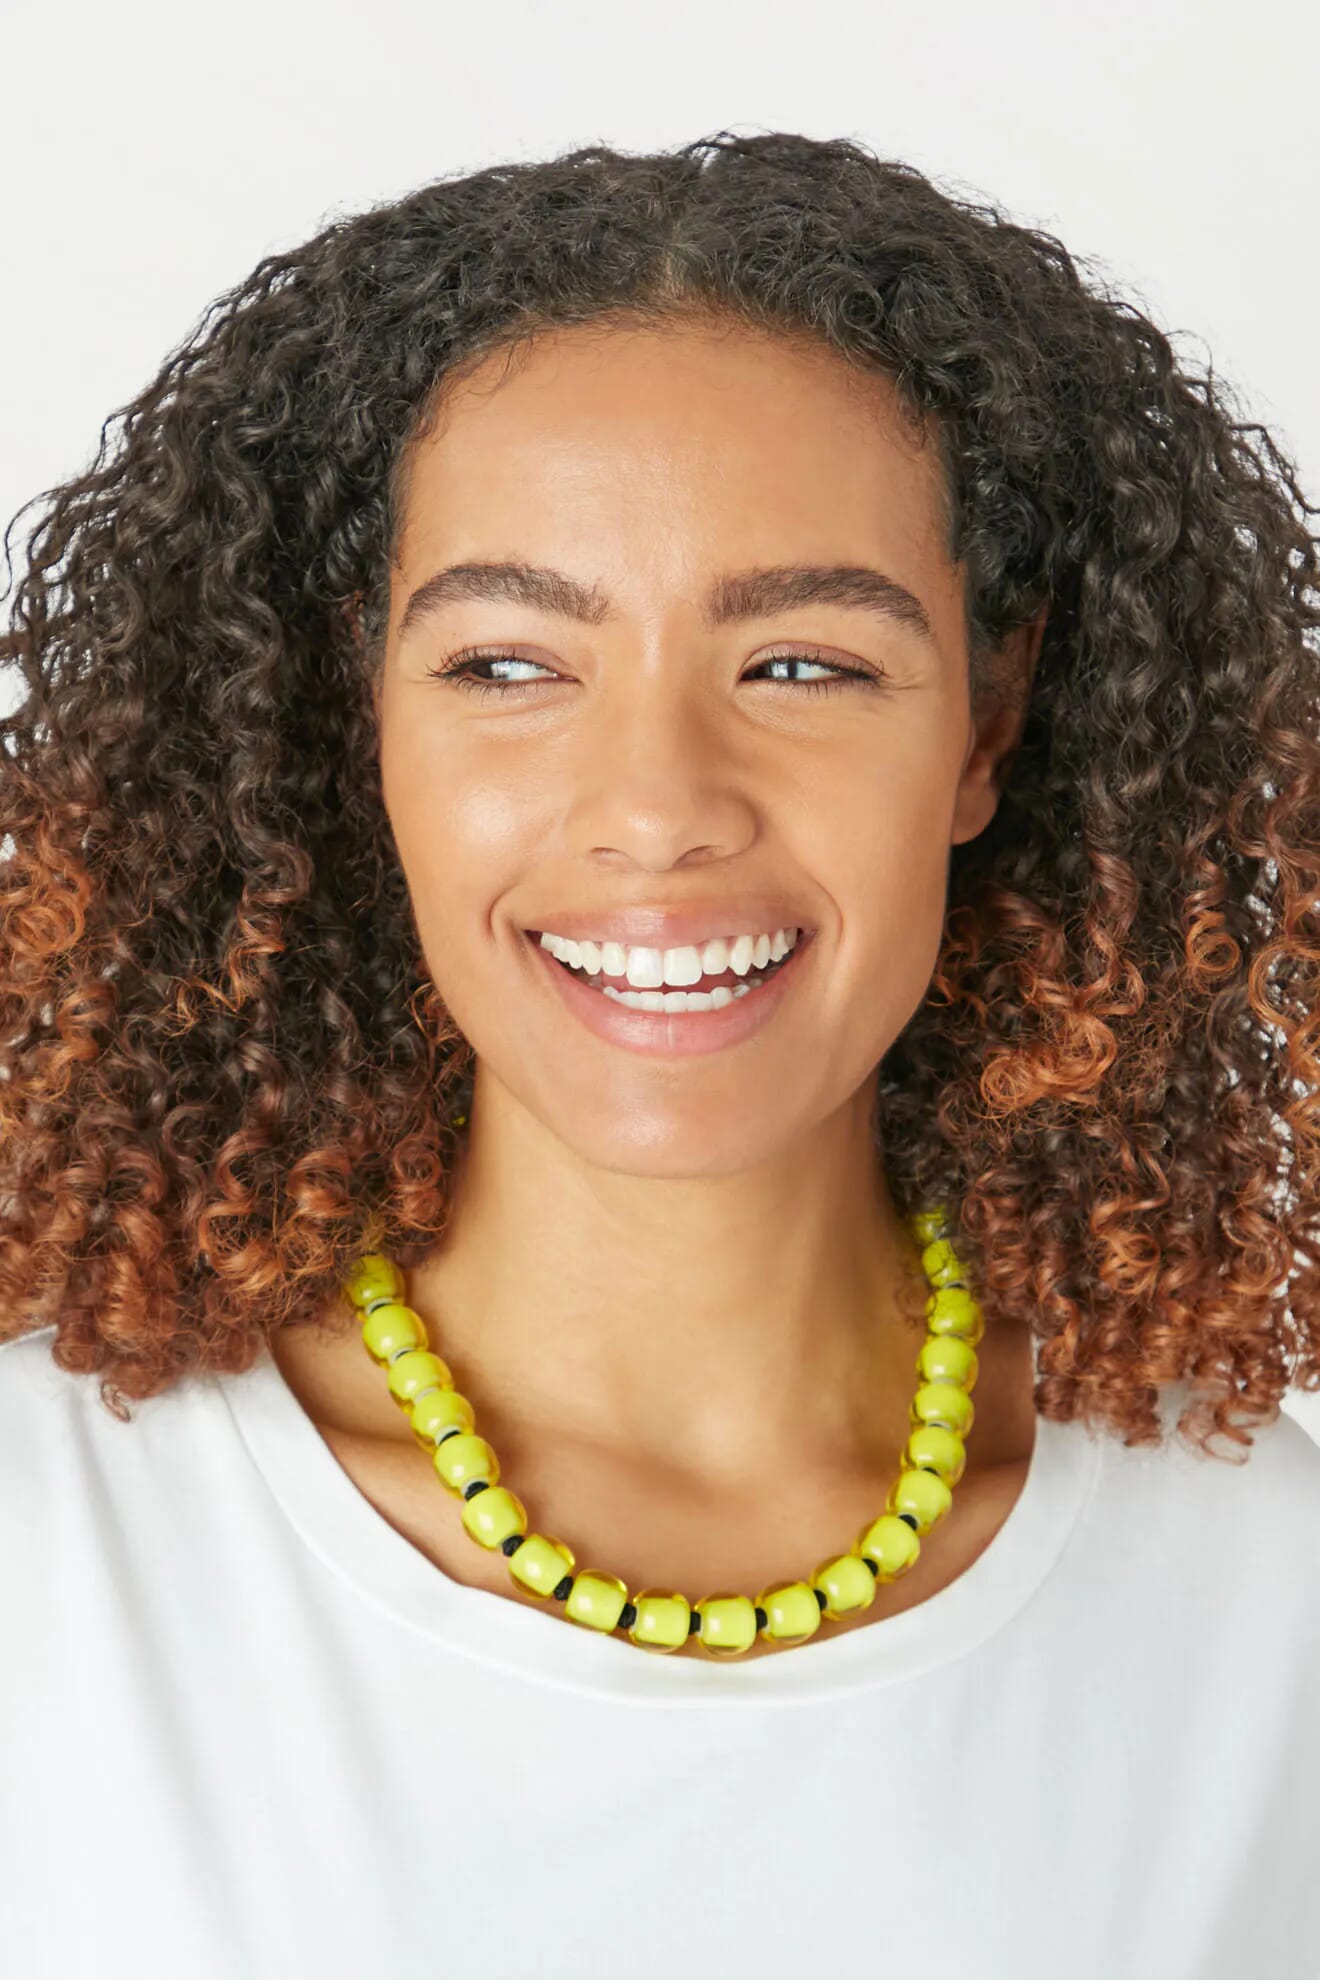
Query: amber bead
911 1380 975 1439
385 1349 453 1407
926 1285 985 1346
811 1553 877 1621
757 1579 827 1642
460 1484 528 1551
904 1423 966 1488
565 1572 630 1633
888 1465 953 1534
916 1333 979 1392
694 1594 760 1656
409 1388 475 1447
628 1591 692 1652
508 1534 575 1597
856 1511 921 1580
343 1253 405 1312
361 1301 429 1364
433 1431 499 1497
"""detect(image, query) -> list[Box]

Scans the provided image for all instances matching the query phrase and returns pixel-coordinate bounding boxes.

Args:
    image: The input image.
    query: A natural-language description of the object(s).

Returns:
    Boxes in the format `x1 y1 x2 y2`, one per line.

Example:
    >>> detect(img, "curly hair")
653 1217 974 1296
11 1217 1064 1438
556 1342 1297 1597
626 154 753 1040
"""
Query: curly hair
1 128 1316 1459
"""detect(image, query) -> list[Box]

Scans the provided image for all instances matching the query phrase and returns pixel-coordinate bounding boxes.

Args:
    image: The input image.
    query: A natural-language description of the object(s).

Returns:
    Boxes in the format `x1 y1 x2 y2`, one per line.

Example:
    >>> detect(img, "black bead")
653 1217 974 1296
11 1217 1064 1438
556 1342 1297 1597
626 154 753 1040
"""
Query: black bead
553 1576 573 1601
688 1612 702 1634
814 1588 827 1610
898 1512 920 1531
462 1480 489 1500
754 1606 767 1628
864 1557 879 1576
501 1534 526 1556
619 1602 637 1629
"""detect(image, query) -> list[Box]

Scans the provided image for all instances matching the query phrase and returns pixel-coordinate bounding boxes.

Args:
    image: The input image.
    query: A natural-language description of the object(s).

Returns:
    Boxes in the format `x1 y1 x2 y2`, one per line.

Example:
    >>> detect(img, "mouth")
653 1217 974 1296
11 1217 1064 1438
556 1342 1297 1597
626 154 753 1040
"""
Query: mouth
529 929 808 1005
521 926 816 1058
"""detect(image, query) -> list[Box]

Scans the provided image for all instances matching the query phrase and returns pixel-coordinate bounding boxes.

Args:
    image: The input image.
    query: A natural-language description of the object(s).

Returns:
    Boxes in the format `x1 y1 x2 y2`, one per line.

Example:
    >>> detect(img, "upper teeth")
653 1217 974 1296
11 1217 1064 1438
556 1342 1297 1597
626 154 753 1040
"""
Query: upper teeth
538 927 800 989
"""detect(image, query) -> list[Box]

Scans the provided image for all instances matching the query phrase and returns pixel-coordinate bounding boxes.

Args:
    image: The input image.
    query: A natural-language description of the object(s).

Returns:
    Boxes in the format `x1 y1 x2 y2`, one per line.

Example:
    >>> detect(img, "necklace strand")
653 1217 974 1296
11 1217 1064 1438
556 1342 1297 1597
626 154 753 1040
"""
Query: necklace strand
342 1203 983 1658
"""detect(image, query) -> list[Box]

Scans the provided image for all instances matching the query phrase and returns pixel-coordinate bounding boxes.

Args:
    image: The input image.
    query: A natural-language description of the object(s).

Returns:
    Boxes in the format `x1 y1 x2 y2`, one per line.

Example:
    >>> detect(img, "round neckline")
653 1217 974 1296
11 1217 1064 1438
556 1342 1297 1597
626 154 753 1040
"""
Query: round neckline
218 1329 1104 1707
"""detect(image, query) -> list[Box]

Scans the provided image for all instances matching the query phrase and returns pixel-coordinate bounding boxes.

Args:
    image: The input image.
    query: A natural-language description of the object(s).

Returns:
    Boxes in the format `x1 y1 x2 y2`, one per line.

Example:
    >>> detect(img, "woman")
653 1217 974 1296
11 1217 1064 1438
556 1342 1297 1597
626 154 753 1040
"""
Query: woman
1 129 1316 1979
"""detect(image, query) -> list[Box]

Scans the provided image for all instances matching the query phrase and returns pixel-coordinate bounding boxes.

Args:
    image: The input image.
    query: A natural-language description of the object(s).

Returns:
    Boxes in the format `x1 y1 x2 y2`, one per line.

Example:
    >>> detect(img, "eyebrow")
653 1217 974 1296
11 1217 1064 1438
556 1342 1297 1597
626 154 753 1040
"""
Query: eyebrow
397 559 937 647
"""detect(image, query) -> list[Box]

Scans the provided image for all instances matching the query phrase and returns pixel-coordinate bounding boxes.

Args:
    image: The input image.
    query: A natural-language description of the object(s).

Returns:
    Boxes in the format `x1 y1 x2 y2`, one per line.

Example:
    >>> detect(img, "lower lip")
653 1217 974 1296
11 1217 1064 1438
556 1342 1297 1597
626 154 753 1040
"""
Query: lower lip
525 931 815 1058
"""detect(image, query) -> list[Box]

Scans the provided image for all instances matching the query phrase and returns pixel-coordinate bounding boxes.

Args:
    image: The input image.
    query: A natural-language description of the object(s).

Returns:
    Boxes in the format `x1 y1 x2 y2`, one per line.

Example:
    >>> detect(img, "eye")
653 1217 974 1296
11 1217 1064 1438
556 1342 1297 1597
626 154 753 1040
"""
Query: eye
747 648 881 694
424 644 882 698
424 649 553 698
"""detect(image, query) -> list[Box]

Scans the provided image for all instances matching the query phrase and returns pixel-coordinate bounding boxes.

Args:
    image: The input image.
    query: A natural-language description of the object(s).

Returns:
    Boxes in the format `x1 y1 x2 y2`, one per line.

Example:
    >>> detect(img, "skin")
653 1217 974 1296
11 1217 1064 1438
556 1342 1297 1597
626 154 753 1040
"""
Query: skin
271 314 1048 1658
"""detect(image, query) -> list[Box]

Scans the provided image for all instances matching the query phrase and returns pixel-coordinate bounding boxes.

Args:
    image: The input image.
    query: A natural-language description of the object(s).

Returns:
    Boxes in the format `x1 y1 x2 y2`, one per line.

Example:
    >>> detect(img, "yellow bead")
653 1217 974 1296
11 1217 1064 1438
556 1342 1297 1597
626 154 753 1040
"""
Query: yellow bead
432 1430 499 1496
905 1423 966 1487
694 1594 759 1656
911 1381 975 1439
343 1253 405 1311
460 1484 527 1550
811 1553 877 1621
909 1206 953 1245
385 1349 453 1406
757 1579 826 1643
628 1590 692 1653
888 1465 953 1534
508 1533 575 1597
926 1285 985 1345
920 1237 968 1290
409 1387 475 1446
856 1513 922 1580
565 1571 630 1633
361 1300 430 1364
917 1333 980 1391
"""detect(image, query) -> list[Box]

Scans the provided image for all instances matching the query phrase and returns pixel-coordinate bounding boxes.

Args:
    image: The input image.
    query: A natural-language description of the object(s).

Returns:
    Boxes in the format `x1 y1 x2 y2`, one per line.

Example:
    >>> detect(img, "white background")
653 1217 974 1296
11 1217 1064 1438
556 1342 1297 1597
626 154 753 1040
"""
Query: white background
2 0 1316 1441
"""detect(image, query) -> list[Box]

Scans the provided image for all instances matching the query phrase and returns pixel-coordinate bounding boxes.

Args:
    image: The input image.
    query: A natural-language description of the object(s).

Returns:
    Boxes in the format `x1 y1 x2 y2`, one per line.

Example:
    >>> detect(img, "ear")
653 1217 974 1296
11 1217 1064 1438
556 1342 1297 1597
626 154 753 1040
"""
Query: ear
950 605 1048 849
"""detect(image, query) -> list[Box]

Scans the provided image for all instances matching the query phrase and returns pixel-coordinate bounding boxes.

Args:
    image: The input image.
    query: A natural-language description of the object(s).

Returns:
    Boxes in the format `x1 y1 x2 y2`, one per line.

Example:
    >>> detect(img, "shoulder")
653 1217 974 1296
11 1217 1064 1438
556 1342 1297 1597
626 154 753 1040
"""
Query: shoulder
1091 1380 1320 1607
1108 1379 1320 1508
0 1326 112 1484
0 1323 89 1422
1146 1381 1320 1500
0 1323 215 1480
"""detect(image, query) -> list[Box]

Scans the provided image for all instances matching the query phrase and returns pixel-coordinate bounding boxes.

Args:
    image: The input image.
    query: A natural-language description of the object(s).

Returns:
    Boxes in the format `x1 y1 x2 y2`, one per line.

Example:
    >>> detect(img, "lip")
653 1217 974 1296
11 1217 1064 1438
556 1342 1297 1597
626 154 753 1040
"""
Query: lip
525 927 816 1058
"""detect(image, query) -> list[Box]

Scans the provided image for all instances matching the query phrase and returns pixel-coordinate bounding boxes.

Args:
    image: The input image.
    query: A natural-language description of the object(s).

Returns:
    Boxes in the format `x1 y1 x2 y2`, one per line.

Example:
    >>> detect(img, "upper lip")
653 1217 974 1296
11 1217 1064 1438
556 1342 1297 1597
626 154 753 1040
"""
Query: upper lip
524 903 814 952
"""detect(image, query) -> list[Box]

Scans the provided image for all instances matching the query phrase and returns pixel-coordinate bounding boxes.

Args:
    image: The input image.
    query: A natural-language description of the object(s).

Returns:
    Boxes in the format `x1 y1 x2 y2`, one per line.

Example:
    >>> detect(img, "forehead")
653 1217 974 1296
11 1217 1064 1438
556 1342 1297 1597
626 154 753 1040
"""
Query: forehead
396 319 947 551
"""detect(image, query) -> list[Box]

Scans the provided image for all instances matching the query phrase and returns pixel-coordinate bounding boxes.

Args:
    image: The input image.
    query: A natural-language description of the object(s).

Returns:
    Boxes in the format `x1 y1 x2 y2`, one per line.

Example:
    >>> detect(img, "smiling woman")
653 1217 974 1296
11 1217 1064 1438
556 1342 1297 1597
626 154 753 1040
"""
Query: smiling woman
0 128 1317 1980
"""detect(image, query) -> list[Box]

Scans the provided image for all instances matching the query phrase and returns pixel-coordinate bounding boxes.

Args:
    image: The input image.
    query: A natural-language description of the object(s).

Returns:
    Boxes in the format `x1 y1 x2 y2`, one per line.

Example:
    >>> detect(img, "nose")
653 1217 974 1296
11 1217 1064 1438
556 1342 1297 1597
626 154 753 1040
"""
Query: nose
563 668 759 872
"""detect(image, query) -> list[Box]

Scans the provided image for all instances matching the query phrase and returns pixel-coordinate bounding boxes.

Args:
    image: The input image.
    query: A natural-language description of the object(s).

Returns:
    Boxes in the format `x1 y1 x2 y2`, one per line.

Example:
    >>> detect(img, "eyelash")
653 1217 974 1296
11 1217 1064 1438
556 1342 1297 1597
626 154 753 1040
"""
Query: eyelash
424 646 880 699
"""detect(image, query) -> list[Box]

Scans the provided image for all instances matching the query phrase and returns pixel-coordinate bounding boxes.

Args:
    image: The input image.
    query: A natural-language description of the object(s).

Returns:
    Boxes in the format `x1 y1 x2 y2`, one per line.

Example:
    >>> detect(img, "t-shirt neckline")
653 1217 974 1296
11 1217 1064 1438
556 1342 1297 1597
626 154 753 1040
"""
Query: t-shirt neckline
219 1328 1104 1707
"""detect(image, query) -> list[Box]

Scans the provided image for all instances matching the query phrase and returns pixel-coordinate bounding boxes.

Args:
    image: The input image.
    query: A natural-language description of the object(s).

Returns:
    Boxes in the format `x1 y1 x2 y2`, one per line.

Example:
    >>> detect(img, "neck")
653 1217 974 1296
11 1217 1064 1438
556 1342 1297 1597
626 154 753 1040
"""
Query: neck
287 1065 939 1496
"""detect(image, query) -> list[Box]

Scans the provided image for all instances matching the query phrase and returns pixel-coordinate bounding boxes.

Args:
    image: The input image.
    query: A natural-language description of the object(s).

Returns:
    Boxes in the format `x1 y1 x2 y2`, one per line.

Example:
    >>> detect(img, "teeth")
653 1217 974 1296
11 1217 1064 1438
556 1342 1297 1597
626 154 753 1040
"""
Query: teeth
602 981 762 1011
539 925 800 989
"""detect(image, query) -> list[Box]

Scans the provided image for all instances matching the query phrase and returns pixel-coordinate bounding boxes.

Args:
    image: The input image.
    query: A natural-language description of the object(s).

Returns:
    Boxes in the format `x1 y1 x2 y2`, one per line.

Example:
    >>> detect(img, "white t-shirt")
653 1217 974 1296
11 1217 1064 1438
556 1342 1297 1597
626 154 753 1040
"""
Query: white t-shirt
2 1321 1317 1980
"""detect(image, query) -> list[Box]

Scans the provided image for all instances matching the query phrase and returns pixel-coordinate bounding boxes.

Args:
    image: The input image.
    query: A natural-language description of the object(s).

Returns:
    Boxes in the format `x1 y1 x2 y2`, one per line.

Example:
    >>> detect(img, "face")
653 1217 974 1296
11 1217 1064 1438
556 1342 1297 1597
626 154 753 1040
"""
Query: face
373 317 1039 1176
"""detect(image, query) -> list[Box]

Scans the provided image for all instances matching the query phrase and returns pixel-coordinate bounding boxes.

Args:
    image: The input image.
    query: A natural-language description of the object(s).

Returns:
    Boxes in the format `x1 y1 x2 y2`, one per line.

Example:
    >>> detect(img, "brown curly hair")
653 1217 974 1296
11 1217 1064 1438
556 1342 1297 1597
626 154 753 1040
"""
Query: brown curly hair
2 129 1316 1460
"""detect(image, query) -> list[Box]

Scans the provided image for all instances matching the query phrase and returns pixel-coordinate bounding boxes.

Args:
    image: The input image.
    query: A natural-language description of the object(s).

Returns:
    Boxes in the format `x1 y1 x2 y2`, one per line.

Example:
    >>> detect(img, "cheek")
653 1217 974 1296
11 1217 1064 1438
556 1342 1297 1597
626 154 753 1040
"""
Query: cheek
383 712 544 862
382 749 541 949
823 798 952 1016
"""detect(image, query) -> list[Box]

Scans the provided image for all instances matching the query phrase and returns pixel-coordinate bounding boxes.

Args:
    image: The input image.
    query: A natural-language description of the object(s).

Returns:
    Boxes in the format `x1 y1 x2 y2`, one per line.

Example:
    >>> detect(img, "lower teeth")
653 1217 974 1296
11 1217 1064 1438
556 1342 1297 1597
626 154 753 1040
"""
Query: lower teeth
563 963 780 1012
602 977 766 1012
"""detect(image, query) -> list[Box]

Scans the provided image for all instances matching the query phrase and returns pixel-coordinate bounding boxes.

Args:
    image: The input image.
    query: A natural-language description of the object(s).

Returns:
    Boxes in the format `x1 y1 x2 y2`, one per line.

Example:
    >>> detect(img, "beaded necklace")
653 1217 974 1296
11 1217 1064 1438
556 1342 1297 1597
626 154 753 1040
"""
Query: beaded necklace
341 1200 984 1659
